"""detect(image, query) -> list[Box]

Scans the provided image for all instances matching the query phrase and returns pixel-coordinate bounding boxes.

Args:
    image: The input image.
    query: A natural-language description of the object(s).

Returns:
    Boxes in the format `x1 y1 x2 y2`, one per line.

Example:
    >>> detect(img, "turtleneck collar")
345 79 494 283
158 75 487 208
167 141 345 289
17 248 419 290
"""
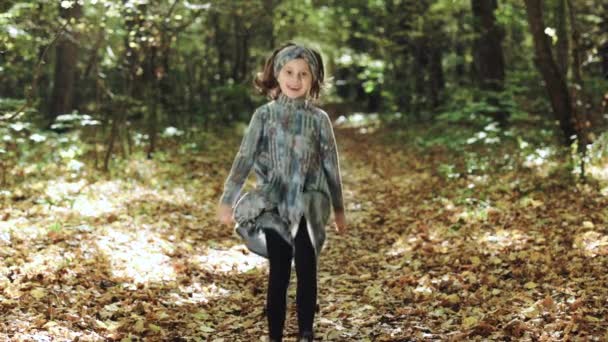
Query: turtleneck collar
276 93 309 110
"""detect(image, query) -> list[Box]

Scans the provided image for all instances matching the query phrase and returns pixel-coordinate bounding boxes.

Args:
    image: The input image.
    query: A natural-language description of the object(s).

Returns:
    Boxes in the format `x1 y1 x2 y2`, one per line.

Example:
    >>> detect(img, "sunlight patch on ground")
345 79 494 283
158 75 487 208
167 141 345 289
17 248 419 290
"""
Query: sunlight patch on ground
479 229 531 251
387 236 415 256
573 231 608 257
45 178 195 218
7 245 75 283
125 157 160 183
167 282 231 306
96 226 176 283
72 196 115 217
588 164 608 180
316 317 350 339
45 179 124 217
0 217 32 242
522 147 559 178
414 275 435 298
44 178 87 201
194 245 266 274
1 321 104 342
588 164 608 196
449 198 495 224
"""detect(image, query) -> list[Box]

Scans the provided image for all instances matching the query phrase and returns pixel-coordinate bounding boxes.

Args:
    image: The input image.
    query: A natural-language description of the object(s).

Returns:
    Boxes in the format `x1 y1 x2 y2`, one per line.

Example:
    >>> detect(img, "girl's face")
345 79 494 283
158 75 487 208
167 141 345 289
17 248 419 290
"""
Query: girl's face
277 58 312 99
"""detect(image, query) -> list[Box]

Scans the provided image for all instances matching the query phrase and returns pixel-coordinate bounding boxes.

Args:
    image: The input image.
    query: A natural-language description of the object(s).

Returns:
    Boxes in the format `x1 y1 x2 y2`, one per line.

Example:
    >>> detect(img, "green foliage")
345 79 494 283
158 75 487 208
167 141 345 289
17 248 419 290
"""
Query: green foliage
588 132 608 163
437 86 528 127
210 84 255 122
438 163 460 179
0 0 606 172
48 222 62 233
0 98 32 116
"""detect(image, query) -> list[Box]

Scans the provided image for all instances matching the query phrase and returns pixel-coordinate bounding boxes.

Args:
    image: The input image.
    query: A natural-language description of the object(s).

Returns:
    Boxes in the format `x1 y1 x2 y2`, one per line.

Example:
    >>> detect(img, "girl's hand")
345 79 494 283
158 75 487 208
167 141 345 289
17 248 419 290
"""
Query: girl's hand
334 210 347 235
217 204 235 226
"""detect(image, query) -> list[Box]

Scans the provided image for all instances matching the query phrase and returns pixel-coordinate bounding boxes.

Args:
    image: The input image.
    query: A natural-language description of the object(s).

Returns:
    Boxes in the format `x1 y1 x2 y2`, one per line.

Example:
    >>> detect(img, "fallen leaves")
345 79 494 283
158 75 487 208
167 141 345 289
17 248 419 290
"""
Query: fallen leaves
1 124 607 340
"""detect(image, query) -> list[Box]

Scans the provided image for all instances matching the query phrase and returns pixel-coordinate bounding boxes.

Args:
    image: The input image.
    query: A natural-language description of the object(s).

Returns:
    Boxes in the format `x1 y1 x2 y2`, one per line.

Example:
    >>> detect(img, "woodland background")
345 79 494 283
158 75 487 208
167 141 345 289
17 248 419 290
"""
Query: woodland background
1 0 608 341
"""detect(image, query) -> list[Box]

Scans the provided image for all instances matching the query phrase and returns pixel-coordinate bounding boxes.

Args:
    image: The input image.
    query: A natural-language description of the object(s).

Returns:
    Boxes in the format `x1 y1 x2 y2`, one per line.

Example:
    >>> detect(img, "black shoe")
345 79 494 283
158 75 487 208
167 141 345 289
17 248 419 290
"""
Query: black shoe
298 331 314 342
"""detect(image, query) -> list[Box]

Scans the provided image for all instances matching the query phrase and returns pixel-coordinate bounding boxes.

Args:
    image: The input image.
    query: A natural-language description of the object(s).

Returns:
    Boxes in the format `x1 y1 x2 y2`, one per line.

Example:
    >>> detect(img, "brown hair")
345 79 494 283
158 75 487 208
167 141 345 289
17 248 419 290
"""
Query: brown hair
254 42 325 100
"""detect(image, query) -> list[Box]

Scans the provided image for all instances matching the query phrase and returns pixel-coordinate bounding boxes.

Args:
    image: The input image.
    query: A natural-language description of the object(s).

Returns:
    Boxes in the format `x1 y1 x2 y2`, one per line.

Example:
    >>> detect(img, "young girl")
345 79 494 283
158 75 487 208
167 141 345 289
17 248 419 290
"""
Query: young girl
216 42 346 341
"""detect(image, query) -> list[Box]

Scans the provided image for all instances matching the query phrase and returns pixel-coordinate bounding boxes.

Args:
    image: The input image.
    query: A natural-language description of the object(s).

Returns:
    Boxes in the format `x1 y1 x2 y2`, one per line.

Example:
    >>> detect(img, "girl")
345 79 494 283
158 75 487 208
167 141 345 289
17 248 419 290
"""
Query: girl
216 42 346 341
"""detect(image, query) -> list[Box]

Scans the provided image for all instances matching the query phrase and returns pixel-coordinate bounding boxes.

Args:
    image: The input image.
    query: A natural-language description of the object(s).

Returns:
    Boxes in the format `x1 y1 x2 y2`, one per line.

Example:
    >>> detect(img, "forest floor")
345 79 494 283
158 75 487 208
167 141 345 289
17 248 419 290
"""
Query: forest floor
1 117 608 341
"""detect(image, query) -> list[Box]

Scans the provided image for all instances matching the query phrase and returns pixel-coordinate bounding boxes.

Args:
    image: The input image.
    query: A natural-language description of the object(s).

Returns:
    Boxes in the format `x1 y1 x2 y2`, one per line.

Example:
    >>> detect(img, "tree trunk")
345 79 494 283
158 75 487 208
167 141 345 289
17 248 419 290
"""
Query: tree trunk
240 33 250 82
123 2 147 98
263 0 276 49
602 3 608 79
455 9 467 85
211 12 226 83
555 0 569 77
601 42 608 79
471 0 507 125
48 2 82 126
566 0 582 85
412 37 428 114
428 46 445 109
523 0 577 144
231 12 250 83
567 0 590 158
159 31 174 126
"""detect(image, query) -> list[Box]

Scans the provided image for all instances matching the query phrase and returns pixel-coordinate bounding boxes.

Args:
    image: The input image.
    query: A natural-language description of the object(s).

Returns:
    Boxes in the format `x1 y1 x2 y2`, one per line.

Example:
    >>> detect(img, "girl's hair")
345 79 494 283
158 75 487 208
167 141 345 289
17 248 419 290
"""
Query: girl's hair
254 42 325 100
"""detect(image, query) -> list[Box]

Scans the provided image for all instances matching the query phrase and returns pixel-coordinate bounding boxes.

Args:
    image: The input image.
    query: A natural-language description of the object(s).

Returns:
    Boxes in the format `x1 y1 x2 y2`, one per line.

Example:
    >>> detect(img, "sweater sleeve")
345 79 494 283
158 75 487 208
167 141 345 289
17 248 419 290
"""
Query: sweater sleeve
319 111 344 212
219 108 264 207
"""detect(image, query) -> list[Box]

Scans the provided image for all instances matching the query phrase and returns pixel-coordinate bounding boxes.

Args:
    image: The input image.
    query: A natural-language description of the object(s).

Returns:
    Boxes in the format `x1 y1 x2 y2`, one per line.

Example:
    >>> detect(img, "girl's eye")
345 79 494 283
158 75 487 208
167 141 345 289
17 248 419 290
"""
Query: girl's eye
286 70 292 75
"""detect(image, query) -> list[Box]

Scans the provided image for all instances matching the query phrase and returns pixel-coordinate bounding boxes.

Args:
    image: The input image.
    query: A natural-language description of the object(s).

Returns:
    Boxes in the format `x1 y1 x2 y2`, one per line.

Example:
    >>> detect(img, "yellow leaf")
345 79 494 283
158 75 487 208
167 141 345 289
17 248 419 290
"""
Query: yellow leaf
524 282 537 289
149 324 162 332
95 320 108 329
133 320 145 333
42 321 58 329
241 319 254 328
462 316 478 329
325 329 341 340
489 256 502 265
359 273 372 281
364 284 384 302
529 199 543 207
193 311 210 320
105 320 122 331
522 305 539 318
446 294 460 304
156 311 170 320
470 256 481 266
200 324 215 333
30 288 46 300
582 221 594 229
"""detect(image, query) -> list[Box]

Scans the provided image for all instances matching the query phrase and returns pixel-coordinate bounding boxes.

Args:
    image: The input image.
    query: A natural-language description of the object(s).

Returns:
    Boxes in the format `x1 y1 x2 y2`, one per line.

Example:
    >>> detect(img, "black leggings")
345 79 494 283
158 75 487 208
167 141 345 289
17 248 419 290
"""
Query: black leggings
265 217 317 339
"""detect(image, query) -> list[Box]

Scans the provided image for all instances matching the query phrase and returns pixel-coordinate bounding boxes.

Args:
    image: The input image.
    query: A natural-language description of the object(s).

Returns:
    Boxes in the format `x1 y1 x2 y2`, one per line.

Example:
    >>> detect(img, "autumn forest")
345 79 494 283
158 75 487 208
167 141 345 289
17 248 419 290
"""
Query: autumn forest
1 0 608 340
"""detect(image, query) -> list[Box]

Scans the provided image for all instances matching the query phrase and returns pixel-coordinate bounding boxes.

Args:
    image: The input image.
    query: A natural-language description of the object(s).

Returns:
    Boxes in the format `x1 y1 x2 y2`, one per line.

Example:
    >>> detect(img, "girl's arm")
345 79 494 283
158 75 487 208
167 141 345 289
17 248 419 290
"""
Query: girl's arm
319 112 344 215
219 108 265 208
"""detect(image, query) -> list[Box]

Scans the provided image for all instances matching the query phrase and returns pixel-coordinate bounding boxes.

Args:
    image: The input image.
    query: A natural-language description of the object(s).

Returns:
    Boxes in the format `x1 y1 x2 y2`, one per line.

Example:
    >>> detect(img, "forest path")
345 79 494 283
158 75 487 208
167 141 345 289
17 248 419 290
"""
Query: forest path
324 124 608 341
1 121 607 341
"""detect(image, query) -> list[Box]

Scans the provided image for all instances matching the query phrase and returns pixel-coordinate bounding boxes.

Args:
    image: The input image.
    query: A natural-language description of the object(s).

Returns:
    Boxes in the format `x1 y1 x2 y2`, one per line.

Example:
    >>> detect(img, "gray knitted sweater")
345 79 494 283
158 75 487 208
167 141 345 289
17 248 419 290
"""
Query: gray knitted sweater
219 94 344 256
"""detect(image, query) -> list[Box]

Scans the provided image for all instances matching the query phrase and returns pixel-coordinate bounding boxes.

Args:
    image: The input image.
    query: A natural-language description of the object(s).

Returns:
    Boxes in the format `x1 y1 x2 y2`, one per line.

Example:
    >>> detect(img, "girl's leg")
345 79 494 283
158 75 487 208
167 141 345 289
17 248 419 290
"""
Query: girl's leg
265 229 293 341
294 217 317 336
